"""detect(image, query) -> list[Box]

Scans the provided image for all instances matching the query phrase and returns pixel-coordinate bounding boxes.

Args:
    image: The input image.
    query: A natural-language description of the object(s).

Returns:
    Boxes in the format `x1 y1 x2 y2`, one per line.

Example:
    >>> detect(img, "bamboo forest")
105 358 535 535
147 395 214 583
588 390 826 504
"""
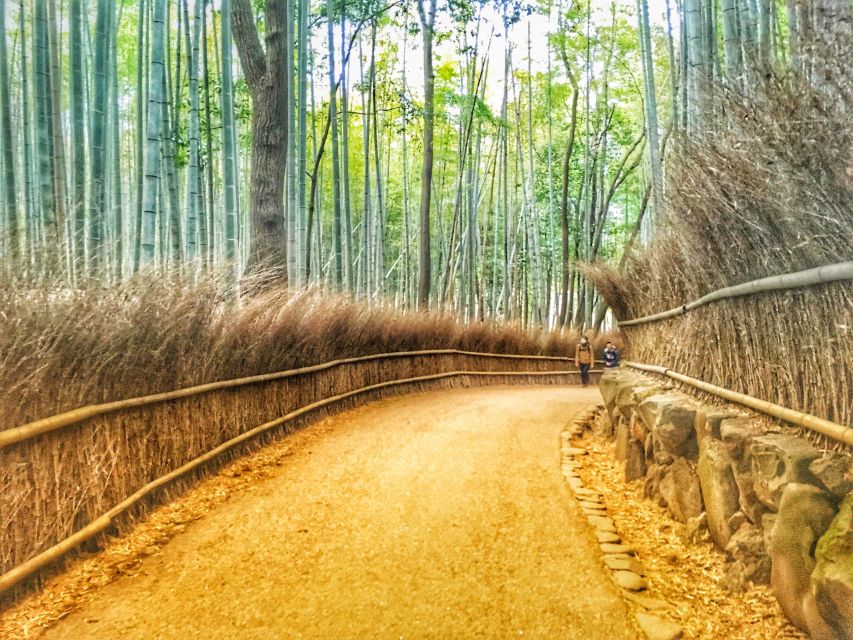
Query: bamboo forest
1 0 853 637
0 0 826 329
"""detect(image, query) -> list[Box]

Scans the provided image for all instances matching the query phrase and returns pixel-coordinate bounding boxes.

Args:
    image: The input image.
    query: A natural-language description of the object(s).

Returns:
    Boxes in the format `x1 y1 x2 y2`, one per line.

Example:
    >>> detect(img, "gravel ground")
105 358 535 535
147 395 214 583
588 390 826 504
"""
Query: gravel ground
5 386 640 640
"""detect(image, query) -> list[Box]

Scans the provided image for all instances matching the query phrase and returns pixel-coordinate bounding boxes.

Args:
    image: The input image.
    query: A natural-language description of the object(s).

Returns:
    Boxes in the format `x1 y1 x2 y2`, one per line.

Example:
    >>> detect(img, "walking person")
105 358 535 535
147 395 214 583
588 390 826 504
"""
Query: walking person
603 341 620 368
575 335 594 387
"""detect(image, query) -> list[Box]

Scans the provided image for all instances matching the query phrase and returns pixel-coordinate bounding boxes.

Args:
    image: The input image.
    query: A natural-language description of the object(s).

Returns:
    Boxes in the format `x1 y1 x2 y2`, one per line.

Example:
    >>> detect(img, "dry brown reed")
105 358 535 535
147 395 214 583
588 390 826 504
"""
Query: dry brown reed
584 7 853 428
0 271 612 427
0 270 616 604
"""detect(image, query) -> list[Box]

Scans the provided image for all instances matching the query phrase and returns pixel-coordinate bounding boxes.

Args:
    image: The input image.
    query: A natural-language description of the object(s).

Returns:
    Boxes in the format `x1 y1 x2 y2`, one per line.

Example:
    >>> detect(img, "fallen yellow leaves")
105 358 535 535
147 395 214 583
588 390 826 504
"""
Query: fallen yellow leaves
0 418 324 639
570 425 807 640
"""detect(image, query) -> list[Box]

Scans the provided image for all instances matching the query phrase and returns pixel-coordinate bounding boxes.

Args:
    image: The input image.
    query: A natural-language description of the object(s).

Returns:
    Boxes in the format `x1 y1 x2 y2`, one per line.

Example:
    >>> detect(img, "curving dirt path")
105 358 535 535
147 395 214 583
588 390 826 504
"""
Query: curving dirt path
39 386 639 640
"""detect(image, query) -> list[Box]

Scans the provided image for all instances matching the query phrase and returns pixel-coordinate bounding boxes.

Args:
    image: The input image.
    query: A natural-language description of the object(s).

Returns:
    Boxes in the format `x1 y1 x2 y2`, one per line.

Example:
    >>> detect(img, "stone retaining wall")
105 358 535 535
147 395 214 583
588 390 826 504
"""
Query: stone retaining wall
599 369 853 640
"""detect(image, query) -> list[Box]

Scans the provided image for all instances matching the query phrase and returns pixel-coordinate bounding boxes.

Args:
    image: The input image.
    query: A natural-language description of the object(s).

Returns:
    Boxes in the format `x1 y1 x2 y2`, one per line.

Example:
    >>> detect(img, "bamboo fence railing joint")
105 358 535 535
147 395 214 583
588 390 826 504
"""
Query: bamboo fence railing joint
623 361 853 446
618 261 853 327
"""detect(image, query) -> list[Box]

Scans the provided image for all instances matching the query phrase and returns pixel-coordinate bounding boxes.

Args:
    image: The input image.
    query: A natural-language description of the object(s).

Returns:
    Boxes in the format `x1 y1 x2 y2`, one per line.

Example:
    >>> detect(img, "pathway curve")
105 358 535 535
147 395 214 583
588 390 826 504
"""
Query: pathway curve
40 386 638 639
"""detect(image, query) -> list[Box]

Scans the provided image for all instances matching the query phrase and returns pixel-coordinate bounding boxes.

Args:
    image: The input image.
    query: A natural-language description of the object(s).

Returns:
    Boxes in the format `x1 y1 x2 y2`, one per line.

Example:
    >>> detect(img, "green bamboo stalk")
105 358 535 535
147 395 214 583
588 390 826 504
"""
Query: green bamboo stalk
34 0 57 253
184 0 202 262
637 0 664 224
160 61 182 263
416 0 437 309
339 10 353 290
88 0 113 272
327 0 343 288
140 0 167 265
47 0 68 252
684 0 705 129
0 2 18 261
201 0 216 262
133 0 147 272
70 0 87 271
20 1 35 259
220 0 238 264
285 0 298 281
109 5 123 278
297 0 309 282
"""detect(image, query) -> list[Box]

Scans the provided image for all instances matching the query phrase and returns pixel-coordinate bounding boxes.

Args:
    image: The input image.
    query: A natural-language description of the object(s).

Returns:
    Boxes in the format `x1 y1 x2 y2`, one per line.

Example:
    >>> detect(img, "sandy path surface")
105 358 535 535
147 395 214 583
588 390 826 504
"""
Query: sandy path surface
40 386 638 640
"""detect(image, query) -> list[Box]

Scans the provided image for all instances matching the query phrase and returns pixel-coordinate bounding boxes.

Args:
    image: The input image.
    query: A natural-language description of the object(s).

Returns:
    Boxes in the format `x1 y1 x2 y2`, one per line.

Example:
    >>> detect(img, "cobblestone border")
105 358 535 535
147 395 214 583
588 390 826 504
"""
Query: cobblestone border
561 405 685 640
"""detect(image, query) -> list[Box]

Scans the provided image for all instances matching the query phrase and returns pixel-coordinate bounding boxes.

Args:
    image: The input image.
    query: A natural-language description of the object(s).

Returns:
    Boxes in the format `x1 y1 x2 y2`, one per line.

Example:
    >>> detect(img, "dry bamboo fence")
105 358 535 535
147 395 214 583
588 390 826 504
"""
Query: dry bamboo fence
624 361 853 446
618 262 853 327
610 264 853 434
0 349 597 598
589 260 853 428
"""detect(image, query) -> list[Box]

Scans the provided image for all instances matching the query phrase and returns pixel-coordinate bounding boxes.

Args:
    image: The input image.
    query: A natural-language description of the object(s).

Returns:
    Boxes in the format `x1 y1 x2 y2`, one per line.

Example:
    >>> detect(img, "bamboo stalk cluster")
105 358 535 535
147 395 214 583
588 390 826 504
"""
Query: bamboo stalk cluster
0 1 679 333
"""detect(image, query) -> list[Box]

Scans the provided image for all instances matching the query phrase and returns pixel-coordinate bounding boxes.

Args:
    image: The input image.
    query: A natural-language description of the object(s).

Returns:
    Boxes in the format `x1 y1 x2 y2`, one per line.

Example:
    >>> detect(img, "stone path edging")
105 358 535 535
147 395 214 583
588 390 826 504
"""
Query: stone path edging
561 405 685 640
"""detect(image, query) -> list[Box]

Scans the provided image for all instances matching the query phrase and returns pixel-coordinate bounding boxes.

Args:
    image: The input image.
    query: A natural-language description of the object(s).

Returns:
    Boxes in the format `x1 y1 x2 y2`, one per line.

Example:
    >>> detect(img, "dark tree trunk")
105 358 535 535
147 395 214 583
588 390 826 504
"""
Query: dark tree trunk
246 83 288 274
232 0 289 281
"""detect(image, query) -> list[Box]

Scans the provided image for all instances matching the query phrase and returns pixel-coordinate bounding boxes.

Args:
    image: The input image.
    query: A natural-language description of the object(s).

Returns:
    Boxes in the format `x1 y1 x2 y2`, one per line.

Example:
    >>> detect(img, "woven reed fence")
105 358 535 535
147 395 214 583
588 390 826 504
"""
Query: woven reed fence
617 262 853 327
611 263 853 438
588 261 853 429
0 350 594 597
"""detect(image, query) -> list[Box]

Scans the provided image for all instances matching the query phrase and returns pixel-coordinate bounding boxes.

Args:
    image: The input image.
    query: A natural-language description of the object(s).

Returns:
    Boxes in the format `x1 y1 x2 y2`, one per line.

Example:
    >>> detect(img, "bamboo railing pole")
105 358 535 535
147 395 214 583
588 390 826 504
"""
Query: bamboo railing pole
618 261 853 327
0 516 115 595
622 361 853 446
0 367 584 593
0 350 596 450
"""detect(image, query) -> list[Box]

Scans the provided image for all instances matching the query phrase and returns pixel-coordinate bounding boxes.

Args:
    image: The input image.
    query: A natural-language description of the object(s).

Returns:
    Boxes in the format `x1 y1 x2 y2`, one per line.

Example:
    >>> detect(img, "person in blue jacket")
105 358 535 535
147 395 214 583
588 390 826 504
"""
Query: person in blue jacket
603 341 620 368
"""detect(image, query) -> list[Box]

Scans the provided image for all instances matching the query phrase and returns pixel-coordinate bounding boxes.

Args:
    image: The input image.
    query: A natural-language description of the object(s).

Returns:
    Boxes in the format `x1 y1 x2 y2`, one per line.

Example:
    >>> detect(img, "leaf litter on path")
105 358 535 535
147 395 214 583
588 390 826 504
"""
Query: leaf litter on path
571 429 807 640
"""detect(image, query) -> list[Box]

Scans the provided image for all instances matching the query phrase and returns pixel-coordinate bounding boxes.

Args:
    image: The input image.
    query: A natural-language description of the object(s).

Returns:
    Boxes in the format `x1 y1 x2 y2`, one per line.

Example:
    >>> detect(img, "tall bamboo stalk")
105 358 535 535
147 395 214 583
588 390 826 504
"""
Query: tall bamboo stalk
185 0 203 262
69 0 87 270
369 22 384 297
327 0 343 288
201 0 216 261
140 0 167 265
0 2 18 261
340 11 354 290
34 0 57 251
637 0 664 225
133 0 148 271
285 0 298 281
47 0 68 256
400 11 411 306
297 0 309 283
88 0 113 272
416 0 438 308
109 6 123 276
684 0 705 129
220 0 239 266
20 1 35 259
